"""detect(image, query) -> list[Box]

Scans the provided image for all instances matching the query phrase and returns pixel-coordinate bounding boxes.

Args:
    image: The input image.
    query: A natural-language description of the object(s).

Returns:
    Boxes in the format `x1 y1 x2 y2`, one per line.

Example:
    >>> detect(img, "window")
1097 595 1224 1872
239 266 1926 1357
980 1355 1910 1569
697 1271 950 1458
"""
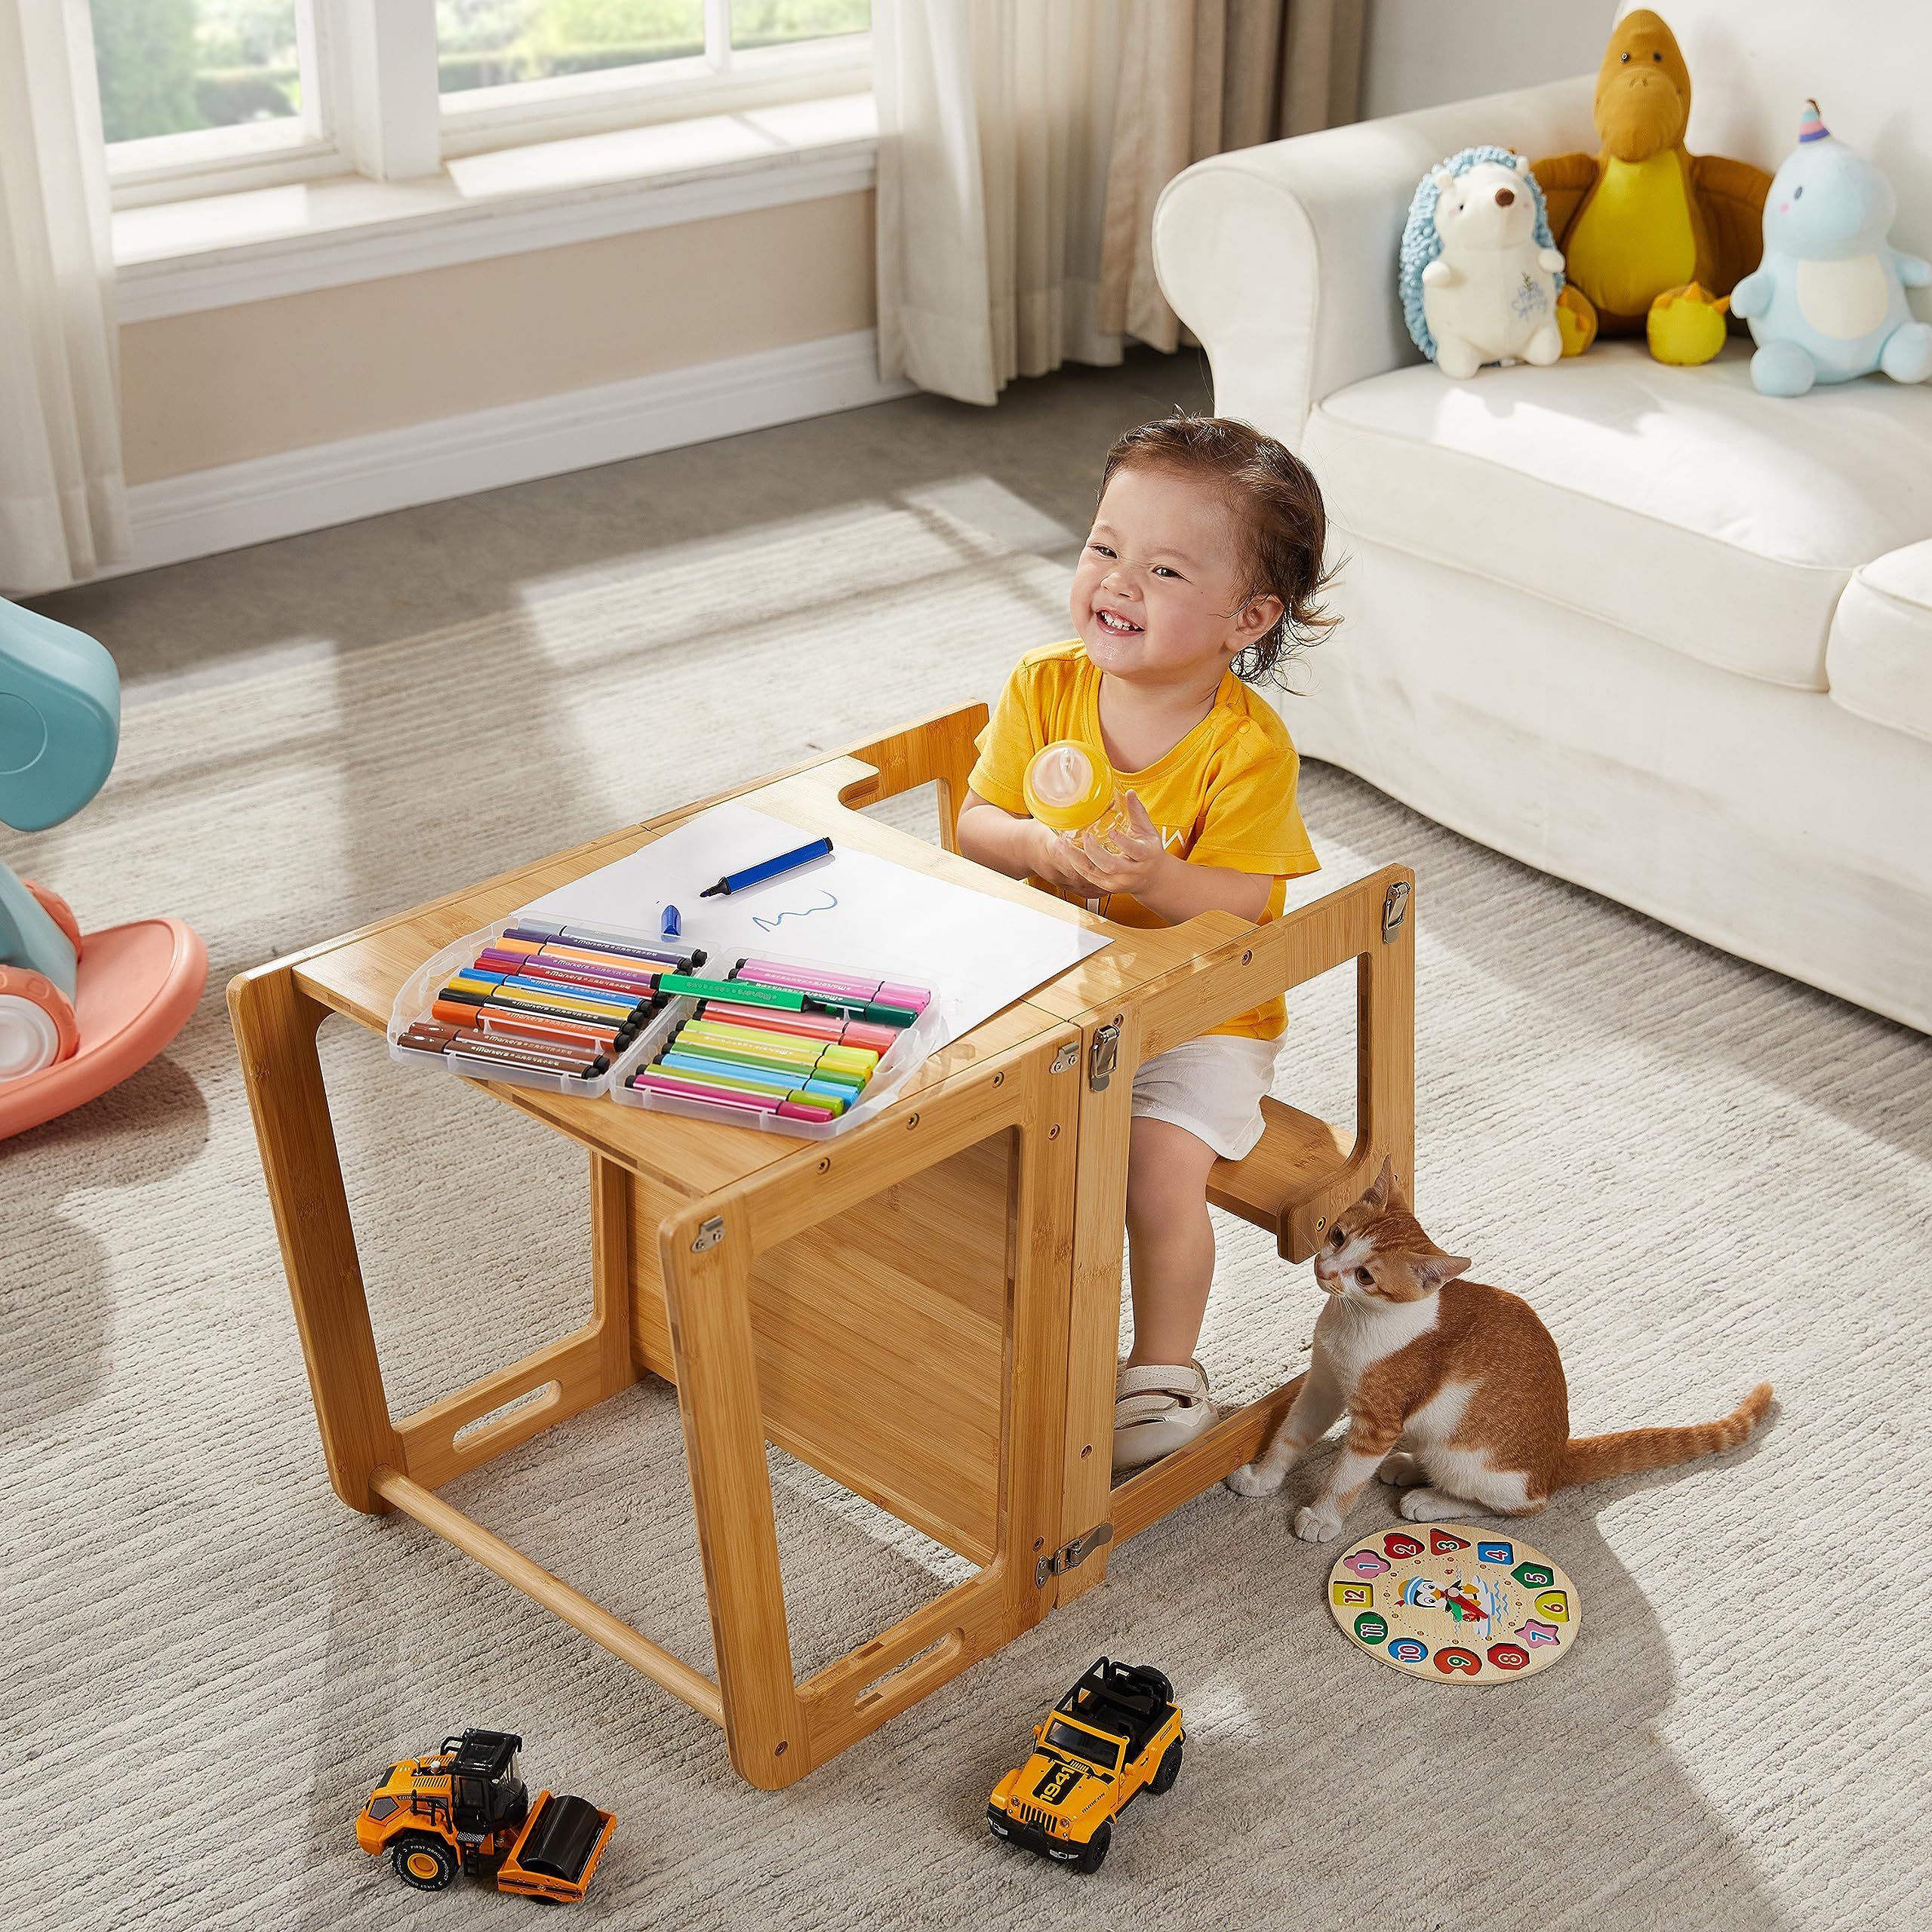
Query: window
92 0 870 206
1041 1720 1123 1770
91 0 331 200
732 2 870 52
435 0 872 156
435 1 708 96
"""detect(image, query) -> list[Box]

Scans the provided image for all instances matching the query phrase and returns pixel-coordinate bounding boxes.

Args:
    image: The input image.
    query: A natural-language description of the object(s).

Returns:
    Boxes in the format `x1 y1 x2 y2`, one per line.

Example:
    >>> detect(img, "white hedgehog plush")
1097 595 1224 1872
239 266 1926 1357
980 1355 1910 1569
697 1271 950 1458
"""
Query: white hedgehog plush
1407 152 1565 378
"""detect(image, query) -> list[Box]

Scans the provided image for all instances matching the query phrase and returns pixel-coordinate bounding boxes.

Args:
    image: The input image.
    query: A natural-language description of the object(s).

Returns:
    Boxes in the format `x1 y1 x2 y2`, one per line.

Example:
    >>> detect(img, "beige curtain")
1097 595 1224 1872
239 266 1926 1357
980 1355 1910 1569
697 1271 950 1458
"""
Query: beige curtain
875 0 1122 406
875 0 1362 405
0 0 129 593
1099 0 1365 352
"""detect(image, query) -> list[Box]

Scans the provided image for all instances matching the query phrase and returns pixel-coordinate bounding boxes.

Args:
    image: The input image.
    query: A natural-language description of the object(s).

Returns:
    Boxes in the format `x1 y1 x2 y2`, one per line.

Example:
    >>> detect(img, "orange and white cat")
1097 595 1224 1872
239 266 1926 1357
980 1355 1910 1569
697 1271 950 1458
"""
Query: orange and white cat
1228 1161 1772 1542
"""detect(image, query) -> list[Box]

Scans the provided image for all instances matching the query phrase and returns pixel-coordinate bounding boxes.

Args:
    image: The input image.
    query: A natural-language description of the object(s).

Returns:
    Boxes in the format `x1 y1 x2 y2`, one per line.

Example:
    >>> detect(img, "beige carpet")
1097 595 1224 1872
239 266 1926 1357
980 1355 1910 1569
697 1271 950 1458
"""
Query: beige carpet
7 489 1930 1932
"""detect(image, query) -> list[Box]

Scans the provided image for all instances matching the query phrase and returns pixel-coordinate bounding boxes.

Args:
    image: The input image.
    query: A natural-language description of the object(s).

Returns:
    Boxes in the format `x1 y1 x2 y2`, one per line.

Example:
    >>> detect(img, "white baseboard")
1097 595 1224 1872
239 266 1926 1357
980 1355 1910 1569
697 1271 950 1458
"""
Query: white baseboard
122 328 912 575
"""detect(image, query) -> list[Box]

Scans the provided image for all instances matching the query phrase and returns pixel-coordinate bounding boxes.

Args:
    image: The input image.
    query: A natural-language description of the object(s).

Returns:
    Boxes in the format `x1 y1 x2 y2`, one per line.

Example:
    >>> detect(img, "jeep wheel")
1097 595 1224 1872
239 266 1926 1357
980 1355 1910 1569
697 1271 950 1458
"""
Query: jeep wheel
392 1834 457 1890
1130 1665 1174 1705
1075 1822 1112 1874
1150 1739 1183 1795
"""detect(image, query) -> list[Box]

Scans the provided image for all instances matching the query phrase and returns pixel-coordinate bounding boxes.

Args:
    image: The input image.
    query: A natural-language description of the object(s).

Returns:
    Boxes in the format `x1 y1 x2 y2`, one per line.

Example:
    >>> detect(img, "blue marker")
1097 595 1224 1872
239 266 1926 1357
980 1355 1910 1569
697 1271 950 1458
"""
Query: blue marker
662 903 681 938
699 835 834 898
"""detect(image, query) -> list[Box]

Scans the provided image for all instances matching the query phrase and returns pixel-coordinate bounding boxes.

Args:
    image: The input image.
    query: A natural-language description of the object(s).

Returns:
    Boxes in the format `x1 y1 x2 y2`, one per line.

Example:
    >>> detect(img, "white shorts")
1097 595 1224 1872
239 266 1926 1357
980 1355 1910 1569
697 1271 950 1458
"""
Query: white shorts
1130 1034 1281 1162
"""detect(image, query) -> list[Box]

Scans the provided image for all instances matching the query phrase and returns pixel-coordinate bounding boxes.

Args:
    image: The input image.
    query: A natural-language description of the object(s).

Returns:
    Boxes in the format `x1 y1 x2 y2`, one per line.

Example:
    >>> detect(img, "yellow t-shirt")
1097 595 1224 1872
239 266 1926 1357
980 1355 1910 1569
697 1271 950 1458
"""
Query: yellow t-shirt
968 641 1319 1041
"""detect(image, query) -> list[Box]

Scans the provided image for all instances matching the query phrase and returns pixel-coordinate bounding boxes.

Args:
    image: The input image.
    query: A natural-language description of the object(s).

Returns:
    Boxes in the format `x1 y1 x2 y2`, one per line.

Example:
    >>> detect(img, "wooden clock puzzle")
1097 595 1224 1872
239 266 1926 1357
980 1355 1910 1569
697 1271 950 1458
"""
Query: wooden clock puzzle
1326 1524 1581 1683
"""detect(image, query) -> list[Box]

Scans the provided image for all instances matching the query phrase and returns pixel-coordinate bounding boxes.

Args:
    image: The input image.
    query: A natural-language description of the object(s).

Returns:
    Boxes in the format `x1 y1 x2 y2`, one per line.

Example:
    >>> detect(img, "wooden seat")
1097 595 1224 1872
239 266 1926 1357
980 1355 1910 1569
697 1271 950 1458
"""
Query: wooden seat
1208 1097 1355 1245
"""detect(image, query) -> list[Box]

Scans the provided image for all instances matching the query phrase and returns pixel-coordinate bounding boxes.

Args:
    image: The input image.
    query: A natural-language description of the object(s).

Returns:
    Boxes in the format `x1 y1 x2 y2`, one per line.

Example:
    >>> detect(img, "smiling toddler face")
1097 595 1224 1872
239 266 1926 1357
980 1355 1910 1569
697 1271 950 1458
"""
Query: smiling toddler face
1070 464 1255 688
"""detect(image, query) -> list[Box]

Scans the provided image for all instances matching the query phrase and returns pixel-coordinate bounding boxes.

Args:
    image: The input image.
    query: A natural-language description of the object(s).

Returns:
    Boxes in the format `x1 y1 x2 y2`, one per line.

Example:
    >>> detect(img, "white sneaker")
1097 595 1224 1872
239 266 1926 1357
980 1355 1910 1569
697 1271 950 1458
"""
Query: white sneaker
1112 1361 1217 1474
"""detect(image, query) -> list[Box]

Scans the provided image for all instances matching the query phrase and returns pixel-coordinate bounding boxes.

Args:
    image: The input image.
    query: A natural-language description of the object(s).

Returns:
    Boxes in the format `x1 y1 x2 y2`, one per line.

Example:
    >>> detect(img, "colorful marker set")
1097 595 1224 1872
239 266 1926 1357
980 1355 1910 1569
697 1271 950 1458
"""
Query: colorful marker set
389 921 708 1094
621 956 934 1131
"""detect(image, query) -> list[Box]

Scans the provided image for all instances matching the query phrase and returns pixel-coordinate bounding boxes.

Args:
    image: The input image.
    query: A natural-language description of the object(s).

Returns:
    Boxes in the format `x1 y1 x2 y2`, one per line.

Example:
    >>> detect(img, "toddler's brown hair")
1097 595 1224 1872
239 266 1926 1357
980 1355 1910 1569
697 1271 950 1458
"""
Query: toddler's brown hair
1100 414 1338 685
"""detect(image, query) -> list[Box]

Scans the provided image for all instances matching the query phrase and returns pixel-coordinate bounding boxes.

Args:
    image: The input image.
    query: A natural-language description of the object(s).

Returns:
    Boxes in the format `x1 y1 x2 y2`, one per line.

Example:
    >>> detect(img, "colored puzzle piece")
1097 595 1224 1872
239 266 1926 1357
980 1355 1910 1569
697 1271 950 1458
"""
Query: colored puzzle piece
1331 1580 1374 1608
1534 1589 1571 1623
1354 1612 1389 1645
1389 1638 1429 1665
1343 1550 1391 1579
1515 1618 1561 1646
1487 1642 1530 1671
1434 1645 1482 1675
1512 1561 1555 1589
1478 1541 1514 1565
1383 1532 1425 1561
1430 1529 1469 1554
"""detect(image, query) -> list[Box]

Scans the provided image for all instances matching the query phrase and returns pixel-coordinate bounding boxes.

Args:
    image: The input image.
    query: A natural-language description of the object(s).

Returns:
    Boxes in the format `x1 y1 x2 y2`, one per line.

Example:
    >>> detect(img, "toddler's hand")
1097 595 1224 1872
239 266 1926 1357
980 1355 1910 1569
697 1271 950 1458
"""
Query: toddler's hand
1027 818 1096 894
1061 792 1171 897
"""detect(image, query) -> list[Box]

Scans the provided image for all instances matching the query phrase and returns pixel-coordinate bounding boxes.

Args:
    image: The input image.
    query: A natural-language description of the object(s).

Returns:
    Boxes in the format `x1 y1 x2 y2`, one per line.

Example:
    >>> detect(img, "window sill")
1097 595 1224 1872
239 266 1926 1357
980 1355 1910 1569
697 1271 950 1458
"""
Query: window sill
114 91 877 325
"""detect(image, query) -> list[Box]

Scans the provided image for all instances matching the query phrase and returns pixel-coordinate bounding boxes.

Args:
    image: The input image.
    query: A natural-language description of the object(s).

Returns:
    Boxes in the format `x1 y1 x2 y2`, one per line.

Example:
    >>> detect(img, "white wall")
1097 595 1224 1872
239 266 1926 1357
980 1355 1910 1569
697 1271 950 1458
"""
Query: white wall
1359 0 1615 120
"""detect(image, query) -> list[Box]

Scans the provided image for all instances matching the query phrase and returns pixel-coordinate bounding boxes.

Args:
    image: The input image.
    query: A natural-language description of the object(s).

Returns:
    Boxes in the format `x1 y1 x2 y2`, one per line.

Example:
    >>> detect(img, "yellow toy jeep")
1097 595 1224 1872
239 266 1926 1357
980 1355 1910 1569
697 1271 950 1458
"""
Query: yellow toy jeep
986 1657 1183 1872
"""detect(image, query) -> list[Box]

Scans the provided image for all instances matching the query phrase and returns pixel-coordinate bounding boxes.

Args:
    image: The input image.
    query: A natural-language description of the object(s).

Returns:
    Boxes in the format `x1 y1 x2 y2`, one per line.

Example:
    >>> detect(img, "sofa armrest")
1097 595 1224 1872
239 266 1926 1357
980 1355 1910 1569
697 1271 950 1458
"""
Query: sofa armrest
1152 76 1595 448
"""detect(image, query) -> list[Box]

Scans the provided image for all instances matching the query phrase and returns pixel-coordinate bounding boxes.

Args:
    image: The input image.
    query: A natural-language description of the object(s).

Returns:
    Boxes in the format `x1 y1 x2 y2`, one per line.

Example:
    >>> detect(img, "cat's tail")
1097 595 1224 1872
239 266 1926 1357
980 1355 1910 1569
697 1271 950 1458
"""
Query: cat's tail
1555 1383 1773 1488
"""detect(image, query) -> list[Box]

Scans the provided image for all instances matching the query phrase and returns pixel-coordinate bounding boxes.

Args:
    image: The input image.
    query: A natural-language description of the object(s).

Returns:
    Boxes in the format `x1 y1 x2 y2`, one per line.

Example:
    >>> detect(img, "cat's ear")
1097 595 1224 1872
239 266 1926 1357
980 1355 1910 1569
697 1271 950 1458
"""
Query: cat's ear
1418 1247 1472 1291
1361 1158 1393 1214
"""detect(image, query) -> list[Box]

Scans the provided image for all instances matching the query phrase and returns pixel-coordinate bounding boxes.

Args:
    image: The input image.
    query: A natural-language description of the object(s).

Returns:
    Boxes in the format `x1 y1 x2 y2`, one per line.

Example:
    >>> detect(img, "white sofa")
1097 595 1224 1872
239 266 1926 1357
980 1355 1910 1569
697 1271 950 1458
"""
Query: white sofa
1152 0 1932 1033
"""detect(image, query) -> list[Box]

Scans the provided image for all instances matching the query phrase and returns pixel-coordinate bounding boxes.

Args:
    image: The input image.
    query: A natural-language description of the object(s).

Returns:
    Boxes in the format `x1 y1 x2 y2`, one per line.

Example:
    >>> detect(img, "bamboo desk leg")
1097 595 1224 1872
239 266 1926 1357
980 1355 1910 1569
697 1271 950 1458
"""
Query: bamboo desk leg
229 964 401 1516
648 1035 1078 1789
229 974 642 1511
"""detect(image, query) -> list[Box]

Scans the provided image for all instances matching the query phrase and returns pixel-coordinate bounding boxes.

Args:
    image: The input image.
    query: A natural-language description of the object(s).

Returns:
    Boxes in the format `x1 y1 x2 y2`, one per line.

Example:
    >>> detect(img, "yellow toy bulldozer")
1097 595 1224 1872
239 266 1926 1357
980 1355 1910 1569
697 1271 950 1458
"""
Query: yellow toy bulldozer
355 1730 615 1903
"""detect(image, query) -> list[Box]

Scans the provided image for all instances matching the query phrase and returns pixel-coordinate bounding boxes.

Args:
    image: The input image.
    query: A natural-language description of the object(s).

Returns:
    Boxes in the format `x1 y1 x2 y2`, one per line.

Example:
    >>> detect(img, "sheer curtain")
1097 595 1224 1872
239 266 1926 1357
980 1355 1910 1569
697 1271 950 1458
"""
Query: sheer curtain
875 0 1362 405
0 0 129 594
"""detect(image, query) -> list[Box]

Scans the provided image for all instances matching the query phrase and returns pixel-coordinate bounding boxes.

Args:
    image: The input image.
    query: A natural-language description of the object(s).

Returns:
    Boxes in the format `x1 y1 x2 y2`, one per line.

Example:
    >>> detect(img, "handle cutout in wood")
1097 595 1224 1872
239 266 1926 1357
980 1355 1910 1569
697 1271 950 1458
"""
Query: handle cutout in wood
854 1630 965 1713
451 1379 562 1449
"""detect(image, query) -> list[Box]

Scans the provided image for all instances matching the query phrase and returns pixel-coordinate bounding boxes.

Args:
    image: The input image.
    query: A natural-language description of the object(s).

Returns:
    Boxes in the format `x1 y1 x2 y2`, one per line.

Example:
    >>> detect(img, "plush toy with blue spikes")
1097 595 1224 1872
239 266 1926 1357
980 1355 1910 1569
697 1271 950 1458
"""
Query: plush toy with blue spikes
1400 146 1567 377
1729 100 1932 396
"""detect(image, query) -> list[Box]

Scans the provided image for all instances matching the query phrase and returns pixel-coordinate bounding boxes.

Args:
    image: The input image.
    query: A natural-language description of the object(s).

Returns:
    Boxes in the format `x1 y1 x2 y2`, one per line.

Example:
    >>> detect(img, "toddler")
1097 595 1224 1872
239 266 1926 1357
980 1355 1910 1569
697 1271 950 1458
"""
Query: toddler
958 415 1334 1472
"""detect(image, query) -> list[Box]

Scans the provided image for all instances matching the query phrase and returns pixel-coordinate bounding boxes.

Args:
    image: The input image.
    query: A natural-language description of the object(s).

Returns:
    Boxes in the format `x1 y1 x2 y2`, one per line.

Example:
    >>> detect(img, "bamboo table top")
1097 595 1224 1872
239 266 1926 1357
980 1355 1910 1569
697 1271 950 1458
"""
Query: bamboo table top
283 752 1258 1203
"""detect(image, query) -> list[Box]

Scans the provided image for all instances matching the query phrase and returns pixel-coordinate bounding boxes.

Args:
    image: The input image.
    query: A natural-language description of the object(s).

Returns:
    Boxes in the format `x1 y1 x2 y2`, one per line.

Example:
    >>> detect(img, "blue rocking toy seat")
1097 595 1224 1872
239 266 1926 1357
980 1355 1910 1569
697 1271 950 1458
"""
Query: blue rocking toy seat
0 598 205 1136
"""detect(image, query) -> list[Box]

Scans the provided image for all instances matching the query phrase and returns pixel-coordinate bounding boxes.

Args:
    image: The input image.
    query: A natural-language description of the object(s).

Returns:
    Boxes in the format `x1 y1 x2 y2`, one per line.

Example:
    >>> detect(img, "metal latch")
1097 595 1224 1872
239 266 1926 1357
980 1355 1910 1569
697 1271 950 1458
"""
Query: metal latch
1051 1041 1080 1075
691 1215 725 1254
1036 1521 1114 1588
1381 880 1411 943
1089 1022 1121 1091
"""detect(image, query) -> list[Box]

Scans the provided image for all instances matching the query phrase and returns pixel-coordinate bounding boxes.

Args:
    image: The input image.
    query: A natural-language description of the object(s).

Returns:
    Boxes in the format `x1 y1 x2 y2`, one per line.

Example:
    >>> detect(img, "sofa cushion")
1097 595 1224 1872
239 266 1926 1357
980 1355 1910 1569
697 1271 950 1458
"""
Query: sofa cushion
1829 543 1932 745
1303 340 1932 690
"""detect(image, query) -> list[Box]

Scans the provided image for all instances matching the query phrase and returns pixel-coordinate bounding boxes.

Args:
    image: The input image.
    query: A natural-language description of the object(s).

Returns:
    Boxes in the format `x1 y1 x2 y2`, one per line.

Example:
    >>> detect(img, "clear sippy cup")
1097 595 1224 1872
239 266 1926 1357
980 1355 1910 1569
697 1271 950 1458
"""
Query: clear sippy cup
1023 740 1131 850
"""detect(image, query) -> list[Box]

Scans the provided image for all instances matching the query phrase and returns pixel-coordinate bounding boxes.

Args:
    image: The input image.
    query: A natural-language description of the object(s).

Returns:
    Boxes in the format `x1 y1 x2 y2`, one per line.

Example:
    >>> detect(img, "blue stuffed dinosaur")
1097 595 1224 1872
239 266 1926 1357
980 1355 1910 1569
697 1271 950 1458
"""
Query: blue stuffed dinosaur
1730 99 1932 396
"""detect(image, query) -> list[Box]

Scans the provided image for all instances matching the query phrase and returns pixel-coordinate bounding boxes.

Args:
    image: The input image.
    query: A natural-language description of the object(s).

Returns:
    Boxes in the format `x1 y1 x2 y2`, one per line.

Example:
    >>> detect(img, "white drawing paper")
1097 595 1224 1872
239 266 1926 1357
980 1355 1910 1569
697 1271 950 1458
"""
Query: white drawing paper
518 802 1112 1051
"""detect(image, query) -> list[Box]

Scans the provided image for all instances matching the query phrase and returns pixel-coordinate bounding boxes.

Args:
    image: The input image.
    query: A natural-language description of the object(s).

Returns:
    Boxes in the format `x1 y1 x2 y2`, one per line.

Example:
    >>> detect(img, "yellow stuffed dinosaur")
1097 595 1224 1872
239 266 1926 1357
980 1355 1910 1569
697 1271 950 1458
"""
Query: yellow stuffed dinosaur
1534 10 1770 350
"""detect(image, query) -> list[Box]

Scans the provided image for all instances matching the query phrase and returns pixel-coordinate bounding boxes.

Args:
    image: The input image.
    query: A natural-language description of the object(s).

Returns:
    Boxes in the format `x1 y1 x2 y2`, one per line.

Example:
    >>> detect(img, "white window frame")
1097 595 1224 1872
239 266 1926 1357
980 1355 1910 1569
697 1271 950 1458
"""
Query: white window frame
105 0 340 208
103 0 872 209
438 2 872 159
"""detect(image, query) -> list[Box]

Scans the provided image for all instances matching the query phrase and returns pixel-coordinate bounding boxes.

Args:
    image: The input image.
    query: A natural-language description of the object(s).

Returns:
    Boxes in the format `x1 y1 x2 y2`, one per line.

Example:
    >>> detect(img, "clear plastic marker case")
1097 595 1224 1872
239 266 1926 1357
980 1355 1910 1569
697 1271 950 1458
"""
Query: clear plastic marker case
385 918 697 1100
387 926 944 1131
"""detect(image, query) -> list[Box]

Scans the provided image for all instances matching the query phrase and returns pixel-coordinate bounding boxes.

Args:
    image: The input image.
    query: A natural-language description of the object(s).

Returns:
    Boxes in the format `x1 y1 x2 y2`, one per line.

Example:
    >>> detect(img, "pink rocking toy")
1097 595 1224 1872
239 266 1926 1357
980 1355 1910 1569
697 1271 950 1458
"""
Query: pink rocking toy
0 598 206 1141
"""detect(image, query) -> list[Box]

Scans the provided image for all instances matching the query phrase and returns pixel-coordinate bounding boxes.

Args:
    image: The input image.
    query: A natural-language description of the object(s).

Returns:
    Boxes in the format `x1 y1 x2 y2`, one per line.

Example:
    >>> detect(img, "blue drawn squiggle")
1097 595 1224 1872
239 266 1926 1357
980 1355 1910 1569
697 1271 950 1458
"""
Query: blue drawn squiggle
752 890 839 934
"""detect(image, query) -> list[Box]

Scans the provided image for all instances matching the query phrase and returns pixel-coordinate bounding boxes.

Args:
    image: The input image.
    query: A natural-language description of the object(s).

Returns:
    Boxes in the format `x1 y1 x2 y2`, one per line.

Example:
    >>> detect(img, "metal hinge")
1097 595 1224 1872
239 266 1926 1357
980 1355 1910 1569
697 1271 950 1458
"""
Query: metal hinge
691 1215 725 1254
1051 1041 1080 1075
1381 880 1411 943
1036 1521 1114 1588
1088 1022 1121 1091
